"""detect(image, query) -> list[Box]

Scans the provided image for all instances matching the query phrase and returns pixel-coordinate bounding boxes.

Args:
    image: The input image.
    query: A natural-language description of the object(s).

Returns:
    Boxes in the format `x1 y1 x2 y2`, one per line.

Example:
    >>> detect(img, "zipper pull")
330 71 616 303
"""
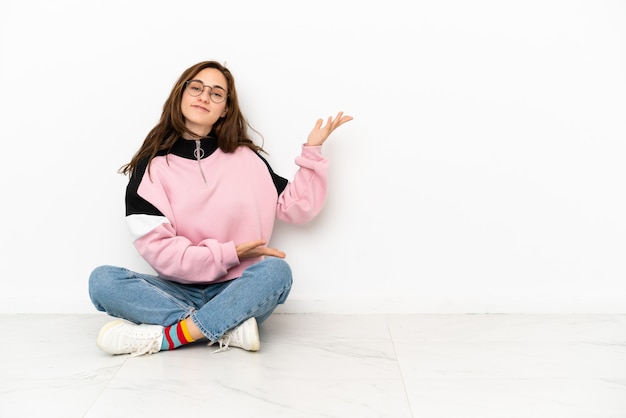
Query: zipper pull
194 140 208 185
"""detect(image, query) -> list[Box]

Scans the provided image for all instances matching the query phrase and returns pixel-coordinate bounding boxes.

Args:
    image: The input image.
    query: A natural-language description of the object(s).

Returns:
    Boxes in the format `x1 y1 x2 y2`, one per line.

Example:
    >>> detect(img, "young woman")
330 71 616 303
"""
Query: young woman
88 61 352 356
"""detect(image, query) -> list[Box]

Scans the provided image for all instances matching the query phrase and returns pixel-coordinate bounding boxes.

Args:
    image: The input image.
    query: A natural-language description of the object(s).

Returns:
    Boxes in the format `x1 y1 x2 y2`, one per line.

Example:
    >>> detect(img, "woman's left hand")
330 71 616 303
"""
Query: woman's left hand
306 111 353 147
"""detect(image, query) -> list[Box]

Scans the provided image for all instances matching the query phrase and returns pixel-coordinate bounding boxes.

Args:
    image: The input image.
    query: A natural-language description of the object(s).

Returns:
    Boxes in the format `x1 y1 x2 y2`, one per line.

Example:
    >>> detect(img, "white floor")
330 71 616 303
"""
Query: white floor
1 313 626 418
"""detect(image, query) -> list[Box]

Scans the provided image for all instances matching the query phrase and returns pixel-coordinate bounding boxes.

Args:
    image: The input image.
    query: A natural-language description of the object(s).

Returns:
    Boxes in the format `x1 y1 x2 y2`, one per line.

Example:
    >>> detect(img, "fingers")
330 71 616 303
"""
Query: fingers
265 248 286 258
326 111 353 133
237 240 287 260
315 112 353 131
306 112 353 146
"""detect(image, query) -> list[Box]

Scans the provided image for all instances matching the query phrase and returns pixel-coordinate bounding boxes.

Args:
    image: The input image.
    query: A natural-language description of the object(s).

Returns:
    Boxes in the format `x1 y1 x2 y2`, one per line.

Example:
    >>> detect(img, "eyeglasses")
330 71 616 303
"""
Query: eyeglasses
184 80 228 103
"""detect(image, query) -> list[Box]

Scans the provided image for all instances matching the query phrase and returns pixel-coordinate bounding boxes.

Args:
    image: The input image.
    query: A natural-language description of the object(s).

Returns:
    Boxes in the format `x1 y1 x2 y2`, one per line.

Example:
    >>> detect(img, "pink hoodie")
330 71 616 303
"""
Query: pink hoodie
125 137 327 284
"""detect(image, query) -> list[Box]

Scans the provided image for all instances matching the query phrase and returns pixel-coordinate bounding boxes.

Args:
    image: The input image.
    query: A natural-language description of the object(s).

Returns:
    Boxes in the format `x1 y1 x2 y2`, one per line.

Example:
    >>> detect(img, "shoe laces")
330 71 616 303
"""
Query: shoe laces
209 334 232 354
125 328 162 357
129 339 161 357
207 320 253 354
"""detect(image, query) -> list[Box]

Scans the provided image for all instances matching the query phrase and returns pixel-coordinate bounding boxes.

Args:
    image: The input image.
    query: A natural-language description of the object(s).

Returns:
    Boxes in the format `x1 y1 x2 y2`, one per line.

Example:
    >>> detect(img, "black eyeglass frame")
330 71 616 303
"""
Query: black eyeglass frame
184 80 229 103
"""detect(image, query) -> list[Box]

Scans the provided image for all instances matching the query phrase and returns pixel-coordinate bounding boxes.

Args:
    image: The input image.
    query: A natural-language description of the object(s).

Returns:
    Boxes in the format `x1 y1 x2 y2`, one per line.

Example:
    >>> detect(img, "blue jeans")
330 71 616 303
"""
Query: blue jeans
88 257 292 342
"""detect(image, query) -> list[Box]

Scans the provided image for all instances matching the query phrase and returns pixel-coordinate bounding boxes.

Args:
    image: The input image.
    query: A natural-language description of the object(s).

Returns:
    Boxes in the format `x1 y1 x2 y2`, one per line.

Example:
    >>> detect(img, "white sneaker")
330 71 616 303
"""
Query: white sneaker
210 317 260 353
96 320 163 357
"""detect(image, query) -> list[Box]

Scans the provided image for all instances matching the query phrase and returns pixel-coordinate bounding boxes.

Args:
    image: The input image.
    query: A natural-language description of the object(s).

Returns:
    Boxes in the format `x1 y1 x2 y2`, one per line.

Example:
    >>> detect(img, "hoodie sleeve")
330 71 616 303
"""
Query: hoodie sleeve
125 160 240 284
275 145 329 224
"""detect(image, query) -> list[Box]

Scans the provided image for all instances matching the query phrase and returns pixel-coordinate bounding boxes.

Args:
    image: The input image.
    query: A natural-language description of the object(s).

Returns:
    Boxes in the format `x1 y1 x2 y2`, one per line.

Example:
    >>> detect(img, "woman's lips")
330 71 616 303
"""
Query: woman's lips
191 104 209 112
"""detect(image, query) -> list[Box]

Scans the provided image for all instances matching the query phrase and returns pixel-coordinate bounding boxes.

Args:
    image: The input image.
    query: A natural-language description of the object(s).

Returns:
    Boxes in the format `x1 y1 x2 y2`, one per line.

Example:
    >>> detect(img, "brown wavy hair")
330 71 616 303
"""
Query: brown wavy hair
119 61 264 176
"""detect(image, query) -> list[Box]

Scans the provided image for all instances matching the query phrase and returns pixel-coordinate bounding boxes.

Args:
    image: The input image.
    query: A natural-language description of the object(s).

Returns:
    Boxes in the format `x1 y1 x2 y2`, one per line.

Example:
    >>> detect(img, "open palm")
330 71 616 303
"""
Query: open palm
306 111 353 146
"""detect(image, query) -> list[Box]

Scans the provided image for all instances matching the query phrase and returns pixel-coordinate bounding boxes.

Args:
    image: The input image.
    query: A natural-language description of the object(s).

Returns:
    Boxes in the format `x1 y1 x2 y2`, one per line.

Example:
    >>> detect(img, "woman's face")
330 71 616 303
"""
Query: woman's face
181 67 228 139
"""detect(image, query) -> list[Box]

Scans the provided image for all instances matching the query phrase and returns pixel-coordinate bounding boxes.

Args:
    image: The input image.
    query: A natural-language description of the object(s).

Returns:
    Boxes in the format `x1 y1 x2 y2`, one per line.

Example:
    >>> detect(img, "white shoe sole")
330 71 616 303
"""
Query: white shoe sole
240 317 260 351
96 320 126 354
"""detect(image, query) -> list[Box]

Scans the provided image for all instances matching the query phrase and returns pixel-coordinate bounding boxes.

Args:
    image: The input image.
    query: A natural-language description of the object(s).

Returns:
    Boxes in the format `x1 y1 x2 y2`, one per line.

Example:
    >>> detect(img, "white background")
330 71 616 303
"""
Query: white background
0 0 624 314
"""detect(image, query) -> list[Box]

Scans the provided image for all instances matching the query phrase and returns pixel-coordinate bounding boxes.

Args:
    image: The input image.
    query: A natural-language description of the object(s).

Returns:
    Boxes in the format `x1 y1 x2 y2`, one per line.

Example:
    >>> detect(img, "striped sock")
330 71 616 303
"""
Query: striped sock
161 320 195 351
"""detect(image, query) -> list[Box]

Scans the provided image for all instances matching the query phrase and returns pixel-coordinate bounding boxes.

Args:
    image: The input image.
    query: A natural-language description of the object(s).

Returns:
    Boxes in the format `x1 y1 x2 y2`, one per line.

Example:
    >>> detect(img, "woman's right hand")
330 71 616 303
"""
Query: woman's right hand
236 240 286 260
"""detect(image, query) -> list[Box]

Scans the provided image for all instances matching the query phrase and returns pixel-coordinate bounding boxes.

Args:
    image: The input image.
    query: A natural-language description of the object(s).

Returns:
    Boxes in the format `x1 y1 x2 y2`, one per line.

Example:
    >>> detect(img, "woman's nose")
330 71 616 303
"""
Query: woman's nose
200 88 212 102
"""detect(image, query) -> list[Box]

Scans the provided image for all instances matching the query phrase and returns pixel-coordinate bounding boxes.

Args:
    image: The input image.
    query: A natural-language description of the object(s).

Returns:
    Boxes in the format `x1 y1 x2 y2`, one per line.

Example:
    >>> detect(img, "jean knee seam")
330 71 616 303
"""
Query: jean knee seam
138 277 193 313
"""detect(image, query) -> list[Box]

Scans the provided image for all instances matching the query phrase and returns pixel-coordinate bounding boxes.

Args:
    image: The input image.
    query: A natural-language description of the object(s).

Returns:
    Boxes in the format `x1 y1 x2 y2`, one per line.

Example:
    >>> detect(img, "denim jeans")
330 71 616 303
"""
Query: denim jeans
88 257 292 342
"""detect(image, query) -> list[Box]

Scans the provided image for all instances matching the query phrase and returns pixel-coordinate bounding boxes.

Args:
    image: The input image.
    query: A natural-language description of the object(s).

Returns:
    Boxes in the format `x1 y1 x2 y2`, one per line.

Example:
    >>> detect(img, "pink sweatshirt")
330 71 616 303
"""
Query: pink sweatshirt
124 136 327 284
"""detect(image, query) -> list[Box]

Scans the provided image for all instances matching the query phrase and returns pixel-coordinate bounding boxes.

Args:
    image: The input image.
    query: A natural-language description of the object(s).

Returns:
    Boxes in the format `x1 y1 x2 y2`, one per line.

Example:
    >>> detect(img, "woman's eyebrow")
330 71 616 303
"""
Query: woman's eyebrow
192 79 227 90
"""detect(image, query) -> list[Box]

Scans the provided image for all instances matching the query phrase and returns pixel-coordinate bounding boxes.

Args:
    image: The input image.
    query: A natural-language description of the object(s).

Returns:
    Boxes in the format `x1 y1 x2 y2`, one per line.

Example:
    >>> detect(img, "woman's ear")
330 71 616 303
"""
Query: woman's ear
221 109 228 117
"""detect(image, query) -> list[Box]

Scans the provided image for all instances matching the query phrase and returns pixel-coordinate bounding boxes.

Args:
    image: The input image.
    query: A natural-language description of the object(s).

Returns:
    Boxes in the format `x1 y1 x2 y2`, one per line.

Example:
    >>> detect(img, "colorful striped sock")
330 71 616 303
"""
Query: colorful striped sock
161 320 195 351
